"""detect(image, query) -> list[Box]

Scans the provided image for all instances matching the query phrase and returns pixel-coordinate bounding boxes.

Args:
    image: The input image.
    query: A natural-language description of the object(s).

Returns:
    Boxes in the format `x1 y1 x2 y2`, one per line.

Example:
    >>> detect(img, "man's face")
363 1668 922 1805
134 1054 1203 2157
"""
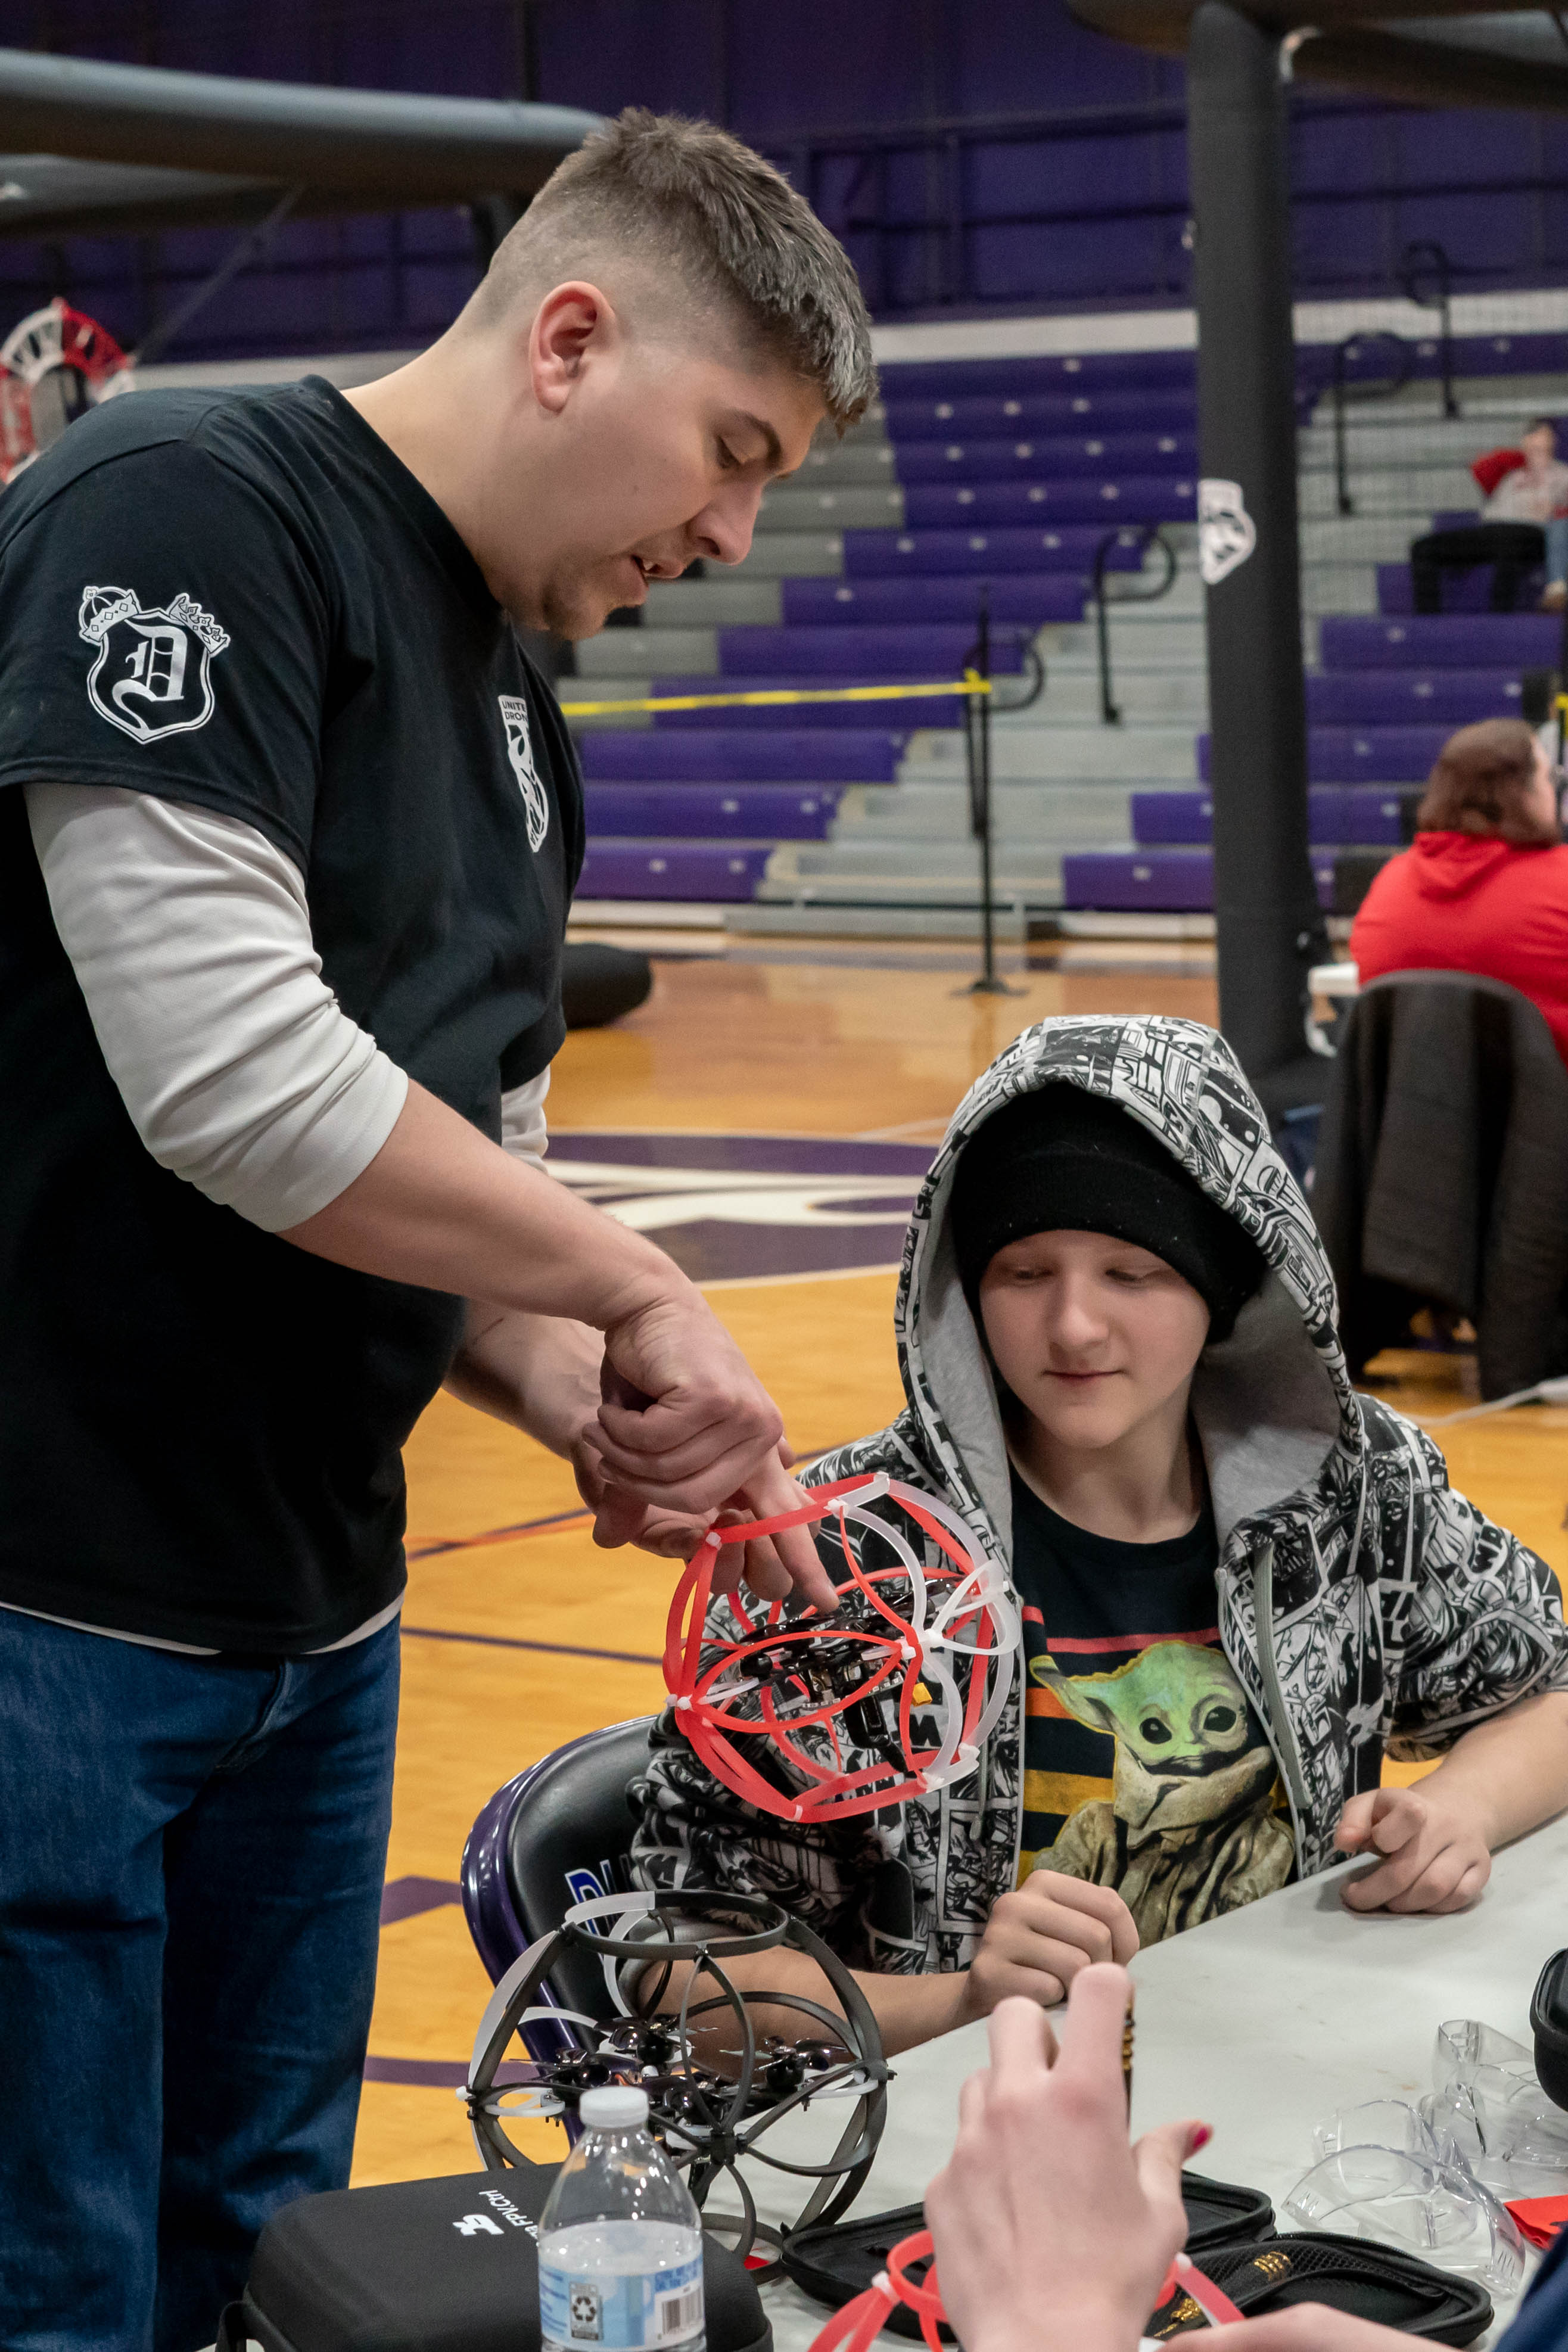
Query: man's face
978 1229 1212 1457
490 293 827 639
1523 424 1558 469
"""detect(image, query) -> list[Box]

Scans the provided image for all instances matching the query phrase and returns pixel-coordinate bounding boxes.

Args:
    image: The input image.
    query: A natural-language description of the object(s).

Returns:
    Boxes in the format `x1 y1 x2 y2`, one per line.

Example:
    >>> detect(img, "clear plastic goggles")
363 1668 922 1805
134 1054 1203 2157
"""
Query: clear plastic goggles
1284 2137 1525 2300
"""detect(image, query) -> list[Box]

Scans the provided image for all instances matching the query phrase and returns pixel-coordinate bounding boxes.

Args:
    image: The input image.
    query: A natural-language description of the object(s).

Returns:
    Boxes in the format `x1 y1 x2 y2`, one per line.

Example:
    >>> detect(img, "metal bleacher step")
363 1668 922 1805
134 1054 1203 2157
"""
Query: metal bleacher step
1299 464 1476 521
575 629 717 678
756 483 906 532
901 723 1198 783
727 897 1033 941
643 578 783 627
729 532 844 579
832 781 1156 848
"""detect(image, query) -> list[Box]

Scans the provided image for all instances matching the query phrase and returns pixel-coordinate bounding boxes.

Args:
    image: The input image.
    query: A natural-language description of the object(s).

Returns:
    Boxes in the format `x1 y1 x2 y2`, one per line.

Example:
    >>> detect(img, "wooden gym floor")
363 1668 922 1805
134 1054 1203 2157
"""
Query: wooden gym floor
351 941 1568 2187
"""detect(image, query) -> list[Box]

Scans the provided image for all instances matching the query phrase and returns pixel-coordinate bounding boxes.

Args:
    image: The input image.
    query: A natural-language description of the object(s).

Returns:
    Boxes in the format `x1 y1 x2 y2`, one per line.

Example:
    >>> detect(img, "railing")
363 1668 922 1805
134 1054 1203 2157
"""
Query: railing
1321 239 1462 512
1091 525 1179 724
1329 329 1413 517
961 590 1044 995
1399 238 1460 419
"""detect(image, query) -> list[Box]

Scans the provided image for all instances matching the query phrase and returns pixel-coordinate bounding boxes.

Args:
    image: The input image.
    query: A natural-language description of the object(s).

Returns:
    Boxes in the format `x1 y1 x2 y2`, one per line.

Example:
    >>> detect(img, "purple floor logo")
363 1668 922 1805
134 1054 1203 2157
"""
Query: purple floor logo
547 1131 934 1283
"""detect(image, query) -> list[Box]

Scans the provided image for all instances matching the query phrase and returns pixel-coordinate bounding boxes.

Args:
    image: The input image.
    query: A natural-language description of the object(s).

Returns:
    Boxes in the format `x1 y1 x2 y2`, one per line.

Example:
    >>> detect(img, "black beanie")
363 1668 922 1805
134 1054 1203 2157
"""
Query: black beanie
950 1085 1266 1342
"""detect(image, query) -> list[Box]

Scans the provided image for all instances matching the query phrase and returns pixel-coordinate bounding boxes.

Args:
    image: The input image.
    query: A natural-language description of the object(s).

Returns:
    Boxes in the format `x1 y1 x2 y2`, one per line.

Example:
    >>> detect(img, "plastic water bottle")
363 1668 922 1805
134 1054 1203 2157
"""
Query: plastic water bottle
538 2085 705 2352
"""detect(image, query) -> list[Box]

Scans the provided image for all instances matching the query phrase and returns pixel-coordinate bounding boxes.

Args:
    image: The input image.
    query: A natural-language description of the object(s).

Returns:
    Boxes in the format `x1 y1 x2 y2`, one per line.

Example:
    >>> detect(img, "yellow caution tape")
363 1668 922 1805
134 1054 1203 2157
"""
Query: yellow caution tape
559 671 992 718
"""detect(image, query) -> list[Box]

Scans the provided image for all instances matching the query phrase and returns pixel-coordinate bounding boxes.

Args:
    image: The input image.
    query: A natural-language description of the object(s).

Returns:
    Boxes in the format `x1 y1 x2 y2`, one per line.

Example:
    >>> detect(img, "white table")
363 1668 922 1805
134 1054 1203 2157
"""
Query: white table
757 1819 1568 2350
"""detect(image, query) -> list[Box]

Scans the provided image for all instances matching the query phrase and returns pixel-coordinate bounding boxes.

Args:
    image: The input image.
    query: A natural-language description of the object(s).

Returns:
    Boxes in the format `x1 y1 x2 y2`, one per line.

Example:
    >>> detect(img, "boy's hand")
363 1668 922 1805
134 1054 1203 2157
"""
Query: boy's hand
955 1868 1138 2021
926 1975 1200 2352
1334 1785 1492 1914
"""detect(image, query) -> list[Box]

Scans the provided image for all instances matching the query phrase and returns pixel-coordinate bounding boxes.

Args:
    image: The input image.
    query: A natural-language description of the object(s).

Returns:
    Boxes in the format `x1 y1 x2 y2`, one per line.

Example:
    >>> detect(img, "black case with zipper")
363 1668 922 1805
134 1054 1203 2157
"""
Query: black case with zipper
215 2158 771 2352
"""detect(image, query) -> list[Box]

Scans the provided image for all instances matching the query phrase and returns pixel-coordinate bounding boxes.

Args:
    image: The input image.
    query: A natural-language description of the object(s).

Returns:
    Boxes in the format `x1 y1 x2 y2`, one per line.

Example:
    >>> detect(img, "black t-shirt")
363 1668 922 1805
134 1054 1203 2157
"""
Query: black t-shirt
1010 1469 1295 1944
0 378 583 1652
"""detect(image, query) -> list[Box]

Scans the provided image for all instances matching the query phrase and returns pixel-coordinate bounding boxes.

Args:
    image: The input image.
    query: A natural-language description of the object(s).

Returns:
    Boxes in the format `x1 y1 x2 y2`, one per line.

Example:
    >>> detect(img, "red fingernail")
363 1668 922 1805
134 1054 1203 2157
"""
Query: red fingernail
1190 2124 1212 2152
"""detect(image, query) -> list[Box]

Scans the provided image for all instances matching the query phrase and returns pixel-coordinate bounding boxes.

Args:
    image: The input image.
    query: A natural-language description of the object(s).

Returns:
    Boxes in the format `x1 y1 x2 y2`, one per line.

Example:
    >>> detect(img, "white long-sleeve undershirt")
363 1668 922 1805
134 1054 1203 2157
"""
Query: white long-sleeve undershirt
15 779 552 1654
24 780 550 1226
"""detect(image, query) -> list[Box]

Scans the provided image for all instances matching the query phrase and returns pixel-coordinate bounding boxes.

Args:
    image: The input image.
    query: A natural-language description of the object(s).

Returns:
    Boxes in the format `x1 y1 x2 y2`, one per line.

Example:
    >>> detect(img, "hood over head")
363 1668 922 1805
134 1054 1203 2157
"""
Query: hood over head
1408 830 1539 903
891 1016 1354 1564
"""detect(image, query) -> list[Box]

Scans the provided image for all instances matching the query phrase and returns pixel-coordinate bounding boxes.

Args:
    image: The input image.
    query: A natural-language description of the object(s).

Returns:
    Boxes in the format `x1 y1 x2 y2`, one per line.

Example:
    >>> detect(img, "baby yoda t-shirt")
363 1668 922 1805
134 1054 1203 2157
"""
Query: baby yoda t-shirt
1011 1469 1295 1943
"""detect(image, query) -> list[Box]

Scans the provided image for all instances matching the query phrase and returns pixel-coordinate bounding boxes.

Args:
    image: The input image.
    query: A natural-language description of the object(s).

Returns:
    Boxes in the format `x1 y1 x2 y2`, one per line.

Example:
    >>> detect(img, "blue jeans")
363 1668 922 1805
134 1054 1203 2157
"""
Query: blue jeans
0 1610 400 2352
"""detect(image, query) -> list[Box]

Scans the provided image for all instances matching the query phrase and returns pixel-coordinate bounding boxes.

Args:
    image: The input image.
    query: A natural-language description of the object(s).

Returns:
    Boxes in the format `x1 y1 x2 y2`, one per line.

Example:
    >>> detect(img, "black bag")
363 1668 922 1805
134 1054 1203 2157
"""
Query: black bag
215 2159 770 2352
1149 2230 1493 2345
781 2171 1274 2341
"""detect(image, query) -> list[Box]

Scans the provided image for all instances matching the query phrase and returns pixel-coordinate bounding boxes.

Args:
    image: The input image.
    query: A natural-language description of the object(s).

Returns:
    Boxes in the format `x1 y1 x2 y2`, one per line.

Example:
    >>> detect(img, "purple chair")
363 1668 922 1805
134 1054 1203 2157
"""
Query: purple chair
462 1715 658 2065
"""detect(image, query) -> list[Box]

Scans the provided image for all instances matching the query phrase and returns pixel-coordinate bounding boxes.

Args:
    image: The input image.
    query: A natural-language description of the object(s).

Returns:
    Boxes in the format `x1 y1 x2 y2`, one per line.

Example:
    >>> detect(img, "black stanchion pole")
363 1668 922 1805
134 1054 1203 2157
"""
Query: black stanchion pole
1188 0 1323 1096
965 586 1018 997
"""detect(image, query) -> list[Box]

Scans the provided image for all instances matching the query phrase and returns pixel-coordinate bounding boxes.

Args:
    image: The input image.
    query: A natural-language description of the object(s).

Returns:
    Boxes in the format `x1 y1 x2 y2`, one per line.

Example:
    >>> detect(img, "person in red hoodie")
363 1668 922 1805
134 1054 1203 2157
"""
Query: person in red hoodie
1350 716 1568 1065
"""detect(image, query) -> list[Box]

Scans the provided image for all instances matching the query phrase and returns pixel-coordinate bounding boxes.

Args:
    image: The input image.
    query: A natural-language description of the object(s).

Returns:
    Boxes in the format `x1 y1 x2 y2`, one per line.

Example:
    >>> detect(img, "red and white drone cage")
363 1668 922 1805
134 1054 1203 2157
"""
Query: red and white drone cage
0 298 135 483
664 1471 1020 1826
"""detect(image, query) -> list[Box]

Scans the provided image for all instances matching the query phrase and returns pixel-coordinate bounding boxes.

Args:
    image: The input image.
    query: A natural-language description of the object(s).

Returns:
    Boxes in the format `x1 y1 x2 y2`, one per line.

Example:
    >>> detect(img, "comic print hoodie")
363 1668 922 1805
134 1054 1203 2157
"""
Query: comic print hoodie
630 1015 1568 1973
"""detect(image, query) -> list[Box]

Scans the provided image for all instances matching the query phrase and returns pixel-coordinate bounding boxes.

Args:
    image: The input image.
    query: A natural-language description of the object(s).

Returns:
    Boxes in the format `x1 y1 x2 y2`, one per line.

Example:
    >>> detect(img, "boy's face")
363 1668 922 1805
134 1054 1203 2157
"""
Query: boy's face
1523 424 1558 469
978 1228 1211 1455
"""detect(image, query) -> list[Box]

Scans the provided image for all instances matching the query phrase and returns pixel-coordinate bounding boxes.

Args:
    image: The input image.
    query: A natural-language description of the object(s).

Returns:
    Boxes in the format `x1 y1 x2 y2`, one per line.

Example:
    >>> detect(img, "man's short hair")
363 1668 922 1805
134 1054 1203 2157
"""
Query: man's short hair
1416 717 1559 847
1525 416 1559 438
474 108 876 433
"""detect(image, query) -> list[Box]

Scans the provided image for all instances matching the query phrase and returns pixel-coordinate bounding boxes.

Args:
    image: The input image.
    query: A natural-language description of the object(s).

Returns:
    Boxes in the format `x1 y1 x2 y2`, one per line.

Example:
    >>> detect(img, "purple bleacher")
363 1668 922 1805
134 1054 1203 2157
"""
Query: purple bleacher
780 575 1085 627
1295 331 1568 402
1196 727 1446 783
1345 791 1412 845
577 728 904 783
713 626 1026 677
1305 670 1524 725
647 674 970 727
582 785 841 840
1318 614 1564 669
894 433 1197 483
1377 561 1545 617
842 525 1143 577
577 841 774 901
878 351 1197 400
881 390 1196 437
1062 848 1336 912
1062 850 1215 911
1131 785 1409 847
1130 791 1212 844
1306 729 1449 783
903 476 1196 529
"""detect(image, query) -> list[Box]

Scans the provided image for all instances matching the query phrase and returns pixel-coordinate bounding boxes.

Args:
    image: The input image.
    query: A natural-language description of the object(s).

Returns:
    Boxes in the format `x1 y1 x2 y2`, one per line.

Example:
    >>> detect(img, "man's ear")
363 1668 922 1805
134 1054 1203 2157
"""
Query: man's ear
528 281 618 416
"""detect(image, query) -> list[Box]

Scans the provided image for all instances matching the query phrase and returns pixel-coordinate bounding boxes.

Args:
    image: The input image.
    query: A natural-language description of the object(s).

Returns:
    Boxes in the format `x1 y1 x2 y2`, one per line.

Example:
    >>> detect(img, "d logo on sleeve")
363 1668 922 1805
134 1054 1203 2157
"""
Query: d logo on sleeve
498 692 551 853
78 583 231 745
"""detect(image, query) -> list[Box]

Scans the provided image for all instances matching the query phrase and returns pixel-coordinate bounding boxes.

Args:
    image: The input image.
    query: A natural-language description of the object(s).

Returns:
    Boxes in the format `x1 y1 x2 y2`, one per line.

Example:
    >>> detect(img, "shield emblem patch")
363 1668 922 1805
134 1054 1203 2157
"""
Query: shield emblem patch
78 584 230 746
498 692 550 852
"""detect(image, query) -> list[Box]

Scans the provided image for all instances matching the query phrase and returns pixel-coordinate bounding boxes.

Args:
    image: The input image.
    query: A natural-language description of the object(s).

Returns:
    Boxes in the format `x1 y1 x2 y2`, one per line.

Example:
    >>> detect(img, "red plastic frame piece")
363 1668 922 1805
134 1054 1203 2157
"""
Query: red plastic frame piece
664 1473 1017 1827
804 2231 1244 2352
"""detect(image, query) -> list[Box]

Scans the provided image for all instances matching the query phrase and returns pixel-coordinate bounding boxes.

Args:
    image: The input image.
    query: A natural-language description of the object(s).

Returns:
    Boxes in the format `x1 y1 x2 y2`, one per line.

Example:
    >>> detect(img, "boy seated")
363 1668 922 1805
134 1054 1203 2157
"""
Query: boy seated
630 1016 1568 2052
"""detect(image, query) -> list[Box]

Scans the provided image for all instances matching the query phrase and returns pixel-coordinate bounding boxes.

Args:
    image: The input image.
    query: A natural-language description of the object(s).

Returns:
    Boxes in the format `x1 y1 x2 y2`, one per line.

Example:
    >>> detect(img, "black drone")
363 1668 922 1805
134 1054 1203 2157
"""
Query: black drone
464 1889 889 2272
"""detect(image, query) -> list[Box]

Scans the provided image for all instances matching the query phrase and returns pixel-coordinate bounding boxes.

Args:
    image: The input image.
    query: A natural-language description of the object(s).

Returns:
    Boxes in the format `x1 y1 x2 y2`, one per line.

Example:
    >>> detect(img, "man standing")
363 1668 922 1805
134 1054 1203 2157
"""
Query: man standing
0 110 874 2351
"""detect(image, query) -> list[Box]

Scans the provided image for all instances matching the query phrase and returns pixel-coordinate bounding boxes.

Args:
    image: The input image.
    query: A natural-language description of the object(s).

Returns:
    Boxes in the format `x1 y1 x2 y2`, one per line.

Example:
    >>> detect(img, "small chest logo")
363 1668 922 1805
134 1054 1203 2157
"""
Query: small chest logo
499 692 550 853
78 584 230 745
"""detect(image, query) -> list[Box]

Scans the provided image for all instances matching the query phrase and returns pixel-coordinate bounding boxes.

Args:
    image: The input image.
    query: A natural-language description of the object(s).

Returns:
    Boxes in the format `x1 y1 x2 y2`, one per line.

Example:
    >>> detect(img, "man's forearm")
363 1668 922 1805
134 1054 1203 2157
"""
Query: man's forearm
282 1077 687 1332
1423 1688 1568 1846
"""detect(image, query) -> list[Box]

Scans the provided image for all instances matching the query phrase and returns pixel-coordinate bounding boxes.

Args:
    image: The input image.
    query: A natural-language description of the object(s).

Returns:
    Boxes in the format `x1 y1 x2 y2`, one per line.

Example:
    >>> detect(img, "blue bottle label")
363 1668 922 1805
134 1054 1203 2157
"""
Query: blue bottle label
540 2253 703 2349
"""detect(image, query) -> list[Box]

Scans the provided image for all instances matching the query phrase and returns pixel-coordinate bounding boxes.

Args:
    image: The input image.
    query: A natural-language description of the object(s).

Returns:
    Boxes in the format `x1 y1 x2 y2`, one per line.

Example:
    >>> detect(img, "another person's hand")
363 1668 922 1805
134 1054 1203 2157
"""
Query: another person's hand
925 1973 1200 2352
1334 1785 1492 1914
572 1435 809 1604
1218 2314 1410 2350
953 1868 1139 2022
581 1298 839 1609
